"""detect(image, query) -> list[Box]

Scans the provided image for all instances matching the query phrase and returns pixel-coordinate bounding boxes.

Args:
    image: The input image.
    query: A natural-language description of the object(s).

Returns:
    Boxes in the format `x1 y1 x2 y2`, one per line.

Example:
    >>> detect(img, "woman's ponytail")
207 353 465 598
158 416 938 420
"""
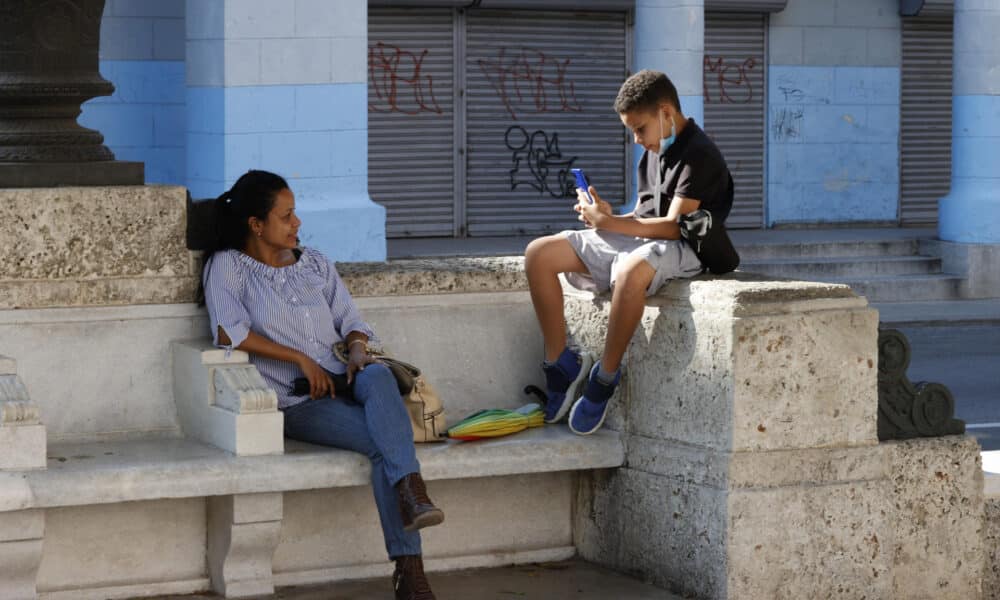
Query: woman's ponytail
197 170 290 305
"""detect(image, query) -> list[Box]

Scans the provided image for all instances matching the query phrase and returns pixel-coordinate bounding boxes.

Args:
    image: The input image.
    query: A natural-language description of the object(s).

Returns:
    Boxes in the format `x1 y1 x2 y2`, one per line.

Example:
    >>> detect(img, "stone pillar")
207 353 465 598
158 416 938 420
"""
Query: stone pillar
938 0 1000 243
185 0 386 262
0 0 143 187
634 0 704 124
924 0 1000 299
207 493 283 598
569 275 985 598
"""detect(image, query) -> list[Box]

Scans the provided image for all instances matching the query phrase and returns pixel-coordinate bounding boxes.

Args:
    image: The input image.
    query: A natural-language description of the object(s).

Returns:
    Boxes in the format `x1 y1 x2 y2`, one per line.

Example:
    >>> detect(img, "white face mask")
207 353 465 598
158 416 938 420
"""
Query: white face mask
659 110 676 154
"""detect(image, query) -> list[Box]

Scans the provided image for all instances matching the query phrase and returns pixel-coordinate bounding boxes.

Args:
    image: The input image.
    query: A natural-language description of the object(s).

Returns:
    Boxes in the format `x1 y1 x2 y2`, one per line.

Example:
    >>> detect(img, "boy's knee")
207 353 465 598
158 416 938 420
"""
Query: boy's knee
525 235 557 269
615 258 654 292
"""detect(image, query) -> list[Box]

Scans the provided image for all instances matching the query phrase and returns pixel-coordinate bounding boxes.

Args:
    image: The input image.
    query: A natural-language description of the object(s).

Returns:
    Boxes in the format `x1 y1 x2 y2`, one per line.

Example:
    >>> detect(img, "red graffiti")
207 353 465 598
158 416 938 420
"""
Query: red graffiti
477 47 583 120
368 42 443 115
703 56 757 104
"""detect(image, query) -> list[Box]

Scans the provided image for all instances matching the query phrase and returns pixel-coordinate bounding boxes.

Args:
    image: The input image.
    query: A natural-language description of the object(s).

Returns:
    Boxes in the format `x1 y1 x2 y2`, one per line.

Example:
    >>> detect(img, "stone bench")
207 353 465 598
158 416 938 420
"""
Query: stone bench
0 271 623 600
0 253 987 600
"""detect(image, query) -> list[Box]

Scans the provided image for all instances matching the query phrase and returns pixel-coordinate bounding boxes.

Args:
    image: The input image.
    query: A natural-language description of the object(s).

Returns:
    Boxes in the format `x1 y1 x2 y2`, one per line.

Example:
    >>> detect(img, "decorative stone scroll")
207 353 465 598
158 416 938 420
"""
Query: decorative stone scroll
213 365 279 414
0 356 47 470
877 328 965 441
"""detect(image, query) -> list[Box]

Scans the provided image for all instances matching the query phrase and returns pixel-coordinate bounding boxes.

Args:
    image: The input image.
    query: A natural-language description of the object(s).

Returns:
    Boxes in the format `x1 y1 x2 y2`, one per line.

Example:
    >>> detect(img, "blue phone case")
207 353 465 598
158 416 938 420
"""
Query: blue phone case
571 168 594 204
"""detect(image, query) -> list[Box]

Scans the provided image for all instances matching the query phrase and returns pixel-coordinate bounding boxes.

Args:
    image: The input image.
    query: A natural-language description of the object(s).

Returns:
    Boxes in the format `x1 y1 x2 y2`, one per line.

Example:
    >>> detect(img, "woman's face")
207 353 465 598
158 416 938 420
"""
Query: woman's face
252 188 301 250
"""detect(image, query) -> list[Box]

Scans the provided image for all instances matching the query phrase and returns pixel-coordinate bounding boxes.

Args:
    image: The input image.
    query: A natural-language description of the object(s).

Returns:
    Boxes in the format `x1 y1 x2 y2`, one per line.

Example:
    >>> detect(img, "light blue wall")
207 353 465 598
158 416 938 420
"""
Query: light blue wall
81 61 186 185
767 66 900 224
767 0 902 226
82 0 187 185
185 0 385 262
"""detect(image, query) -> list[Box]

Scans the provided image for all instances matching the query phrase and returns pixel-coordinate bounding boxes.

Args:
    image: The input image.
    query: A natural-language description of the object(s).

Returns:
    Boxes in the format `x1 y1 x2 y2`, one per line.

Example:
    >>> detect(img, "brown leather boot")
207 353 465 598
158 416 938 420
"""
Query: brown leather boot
396 472 444 532
393 555 436 600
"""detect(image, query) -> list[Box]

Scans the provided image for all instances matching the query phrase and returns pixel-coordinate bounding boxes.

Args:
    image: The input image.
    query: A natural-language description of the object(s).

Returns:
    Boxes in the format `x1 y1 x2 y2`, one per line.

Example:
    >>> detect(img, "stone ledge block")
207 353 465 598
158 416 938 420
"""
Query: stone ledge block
887 435 984 600
0 186 198 309
564 275 877 452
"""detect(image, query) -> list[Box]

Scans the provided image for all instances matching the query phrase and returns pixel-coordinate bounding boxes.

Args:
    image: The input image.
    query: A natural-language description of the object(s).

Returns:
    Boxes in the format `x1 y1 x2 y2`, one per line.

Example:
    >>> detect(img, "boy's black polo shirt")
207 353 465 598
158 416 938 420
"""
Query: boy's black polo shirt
635 118 733 223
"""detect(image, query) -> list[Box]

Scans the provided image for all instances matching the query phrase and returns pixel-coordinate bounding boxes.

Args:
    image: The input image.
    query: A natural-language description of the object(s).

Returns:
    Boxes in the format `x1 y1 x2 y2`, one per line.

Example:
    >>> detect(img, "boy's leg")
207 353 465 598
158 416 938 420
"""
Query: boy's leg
568 253 654 435
526 233 595 423
602 253 656 372
524 234 588 361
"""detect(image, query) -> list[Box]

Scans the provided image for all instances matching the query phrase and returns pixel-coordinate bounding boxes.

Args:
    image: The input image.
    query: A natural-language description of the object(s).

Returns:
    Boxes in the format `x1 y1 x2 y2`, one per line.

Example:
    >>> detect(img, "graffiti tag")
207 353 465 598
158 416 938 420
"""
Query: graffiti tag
368 42 443 115
479 48 583 120
505 125 577 198
703 56 757 104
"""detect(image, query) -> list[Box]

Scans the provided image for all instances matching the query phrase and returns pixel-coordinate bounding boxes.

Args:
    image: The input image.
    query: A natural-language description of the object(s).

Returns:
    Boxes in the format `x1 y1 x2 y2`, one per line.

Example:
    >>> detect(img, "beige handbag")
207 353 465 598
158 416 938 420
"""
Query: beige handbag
334 343 446 442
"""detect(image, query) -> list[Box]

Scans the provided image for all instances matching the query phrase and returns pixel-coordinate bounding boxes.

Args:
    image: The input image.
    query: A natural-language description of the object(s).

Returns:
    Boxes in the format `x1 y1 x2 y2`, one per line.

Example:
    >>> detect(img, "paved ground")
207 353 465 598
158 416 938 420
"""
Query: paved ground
146 560 681 600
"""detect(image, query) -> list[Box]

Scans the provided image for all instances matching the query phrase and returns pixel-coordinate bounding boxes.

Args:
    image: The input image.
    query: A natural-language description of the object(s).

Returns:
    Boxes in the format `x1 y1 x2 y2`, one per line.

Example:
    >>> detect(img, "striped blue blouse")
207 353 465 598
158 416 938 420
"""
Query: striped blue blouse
202 247 375 409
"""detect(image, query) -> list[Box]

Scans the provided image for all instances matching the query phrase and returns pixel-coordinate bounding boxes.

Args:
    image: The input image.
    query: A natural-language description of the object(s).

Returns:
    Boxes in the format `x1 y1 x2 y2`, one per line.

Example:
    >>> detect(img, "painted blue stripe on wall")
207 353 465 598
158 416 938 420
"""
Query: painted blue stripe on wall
80 60 186 185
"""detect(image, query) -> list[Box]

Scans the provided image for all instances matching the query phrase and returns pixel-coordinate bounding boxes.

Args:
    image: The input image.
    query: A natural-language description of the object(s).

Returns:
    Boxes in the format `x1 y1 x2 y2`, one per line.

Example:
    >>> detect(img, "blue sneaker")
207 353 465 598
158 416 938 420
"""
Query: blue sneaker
541 347 593 423
569 363 620 435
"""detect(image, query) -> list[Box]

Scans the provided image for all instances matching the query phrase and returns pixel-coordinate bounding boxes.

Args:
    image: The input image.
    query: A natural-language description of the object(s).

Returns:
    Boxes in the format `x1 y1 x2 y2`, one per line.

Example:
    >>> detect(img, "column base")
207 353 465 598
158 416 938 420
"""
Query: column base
0 161 144 188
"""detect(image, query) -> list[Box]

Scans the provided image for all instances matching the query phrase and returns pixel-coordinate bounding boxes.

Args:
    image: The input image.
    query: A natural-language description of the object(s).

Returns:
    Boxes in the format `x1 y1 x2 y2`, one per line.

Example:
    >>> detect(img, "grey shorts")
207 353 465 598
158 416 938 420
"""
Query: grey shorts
562 229 704 296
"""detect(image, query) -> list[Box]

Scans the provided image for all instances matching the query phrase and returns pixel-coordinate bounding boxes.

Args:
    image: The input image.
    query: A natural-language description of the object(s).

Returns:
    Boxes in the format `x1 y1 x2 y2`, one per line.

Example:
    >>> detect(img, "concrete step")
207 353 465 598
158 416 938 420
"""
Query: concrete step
740 255 942 279
826 274 964 303
735 239 920 261
875 300 1000 327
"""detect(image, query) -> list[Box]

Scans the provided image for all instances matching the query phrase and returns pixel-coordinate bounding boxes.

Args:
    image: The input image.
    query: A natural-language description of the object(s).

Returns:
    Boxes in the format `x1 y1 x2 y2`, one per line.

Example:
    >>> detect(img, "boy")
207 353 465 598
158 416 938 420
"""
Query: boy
524 69 734 435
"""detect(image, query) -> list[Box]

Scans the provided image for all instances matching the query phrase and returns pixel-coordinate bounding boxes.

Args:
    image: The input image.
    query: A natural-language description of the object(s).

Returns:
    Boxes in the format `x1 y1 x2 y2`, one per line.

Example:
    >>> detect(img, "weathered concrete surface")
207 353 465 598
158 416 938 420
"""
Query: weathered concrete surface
570 274 889 599
984 495 1000 599
339 257 527 297
0 186 199 309
886 436 984 600
564 273 877 451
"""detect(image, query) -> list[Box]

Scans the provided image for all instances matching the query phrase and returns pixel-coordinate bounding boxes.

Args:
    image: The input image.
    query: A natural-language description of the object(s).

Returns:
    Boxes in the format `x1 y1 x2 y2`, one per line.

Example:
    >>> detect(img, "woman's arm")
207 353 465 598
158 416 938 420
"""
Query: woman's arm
219 328 334 400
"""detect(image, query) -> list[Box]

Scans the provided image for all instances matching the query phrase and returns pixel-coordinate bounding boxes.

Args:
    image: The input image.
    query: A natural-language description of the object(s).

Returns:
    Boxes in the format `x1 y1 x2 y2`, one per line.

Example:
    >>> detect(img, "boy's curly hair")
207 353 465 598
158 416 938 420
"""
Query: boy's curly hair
614 69 681 114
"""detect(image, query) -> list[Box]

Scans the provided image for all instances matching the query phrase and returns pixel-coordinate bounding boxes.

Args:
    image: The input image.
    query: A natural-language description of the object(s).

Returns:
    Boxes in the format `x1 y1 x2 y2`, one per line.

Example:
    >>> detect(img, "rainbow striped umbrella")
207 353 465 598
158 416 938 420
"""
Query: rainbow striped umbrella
445 403 544 441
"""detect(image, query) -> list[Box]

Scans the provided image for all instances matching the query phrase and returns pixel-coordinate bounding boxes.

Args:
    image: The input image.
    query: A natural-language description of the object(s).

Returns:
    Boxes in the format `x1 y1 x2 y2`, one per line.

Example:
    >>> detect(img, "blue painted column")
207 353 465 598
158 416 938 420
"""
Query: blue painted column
938 0 1000 243
630 0 704 205
634 0 704 124
185 0 386 262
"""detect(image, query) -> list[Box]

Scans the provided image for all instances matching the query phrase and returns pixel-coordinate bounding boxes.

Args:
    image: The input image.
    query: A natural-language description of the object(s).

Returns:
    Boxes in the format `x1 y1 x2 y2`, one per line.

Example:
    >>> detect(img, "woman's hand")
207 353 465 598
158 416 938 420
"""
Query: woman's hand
296 353 335 399
575 186 613 229
346 344 378 385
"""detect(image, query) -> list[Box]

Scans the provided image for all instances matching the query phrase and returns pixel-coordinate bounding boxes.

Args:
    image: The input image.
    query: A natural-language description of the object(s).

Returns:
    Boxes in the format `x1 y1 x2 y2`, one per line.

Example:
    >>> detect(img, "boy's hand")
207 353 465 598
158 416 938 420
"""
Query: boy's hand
575 186 612 228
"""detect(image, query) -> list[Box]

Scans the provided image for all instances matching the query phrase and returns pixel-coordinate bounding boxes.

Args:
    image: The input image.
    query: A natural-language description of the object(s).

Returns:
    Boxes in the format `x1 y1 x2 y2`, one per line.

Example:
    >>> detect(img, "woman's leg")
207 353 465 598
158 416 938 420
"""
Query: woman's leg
349 363 421 485
282 393 421 558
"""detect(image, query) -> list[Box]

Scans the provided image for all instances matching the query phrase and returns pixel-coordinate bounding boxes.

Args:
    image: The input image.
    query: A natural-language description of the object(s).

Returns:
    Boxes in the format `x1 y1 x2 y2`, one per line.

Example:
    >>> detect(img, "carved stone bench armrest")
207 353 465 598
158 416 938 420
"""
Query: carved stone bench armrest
0 356 47 470
172 341 283 456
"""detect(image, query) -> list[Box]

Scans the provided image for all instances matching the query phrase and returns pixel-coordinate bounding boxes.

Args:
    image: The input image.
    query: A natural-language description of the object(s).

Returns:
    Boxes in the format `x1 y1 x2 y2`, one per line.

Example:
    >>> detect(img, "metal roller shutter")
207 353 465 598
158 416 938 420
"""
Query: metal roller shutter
703 12 766 229
368 8 456 237
464 10 629 236
899 16 952 225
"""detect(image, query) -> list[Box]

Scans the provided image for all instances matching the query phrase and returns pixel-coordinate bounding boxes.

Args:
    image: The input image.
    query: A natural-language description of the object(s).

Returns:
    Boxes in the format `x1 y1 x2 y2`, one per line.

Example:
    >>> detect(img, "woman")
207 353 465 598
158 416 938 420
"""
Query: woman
201 170 442 600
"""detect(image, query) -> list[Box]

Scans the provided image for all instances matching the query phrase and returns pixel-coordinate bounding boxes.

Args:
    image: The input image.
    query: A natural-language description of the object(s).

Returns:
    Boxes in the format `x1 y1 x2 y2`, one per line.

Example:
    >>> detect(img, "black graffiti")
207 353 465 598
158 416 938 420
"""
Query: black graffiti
771 107 803 141
504 126 578 198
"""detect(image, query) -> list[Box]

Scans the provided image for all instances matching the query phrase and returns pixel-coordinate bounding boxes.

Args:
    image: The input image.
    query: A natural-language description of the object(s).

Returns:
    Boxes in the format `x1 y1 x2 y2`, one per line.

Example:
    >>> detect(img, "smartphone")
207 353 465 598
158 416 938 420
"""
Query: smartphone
571 168 594 204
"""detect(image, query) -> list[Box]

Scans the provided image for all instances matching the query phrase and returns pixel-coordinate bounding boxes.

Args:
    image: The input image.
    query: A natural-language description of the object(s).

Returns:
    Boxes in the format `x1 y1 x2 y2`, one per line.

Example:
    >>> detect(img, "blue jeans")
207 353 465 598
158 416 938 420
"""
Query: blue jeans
281 362 422 558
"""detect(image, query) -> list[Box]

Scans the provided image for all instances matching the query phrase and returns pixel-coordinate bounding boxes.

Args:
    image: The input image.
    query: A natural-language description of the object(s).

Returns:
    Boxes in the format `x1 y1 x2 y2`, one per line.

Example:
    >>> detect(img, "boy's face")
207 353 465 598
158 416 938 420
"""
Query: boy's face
620 104 671 153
